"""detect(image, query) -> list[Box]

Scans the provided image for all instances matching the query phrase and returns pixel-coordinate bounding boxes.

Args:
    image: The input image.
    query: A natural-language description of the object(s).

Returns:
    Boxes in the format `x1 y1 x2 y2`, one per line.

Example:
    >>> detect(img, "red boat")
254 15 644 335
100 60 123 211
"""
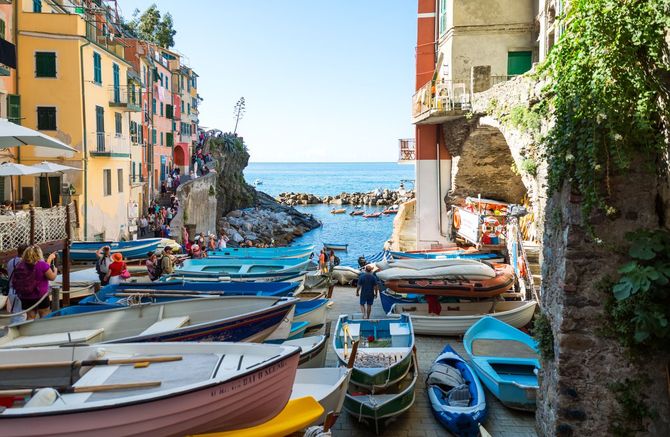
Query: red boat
383 264 514 298
362 212 382 218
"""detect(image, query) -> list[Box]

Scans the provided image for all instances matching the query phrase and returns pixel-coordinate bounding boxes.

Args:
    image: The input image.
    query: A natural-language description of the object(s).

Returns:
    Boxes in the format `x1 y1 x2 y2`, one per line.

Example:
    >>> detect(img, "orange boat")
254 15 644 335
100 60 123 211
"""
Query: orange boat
363 212 382 218
383 264 514 298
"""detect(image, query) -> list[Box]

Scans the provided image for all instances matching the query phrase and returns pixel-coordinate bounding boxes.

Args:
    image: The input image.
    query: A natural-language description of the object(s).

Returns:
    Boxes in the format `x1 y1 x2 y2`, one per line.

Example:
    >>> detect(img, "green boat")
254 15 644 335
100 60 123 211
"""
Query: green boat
343 354 418 435
333 314 415 390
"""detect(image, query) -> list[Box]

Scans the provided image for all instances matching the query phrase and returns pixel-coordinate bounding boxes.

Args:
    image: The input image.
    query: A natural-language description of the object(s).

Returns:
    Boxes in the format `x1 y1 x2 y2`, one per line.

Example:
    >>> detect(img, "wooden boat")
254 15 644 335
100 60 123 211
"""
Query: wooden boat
0 296 297 349
294 299 329 330
362 212 382 218
427 344 487 436
176 258 310 276
343 354 417 435
291 367 352 425
376 259 496 281
350 209 365 216
330 208 346 214
389 250 502 261
283 334 329 369
287 321 309 340
0 342 300 436
380 290 422 313
332 265 360 285
70 239 162 262
464 316 540 411
206 245 314 260
333 314 414 390
164 271 306 283
190 396 323 437
389 301 538 336
323 242 348 251
383 264 515 298
382 207 398 215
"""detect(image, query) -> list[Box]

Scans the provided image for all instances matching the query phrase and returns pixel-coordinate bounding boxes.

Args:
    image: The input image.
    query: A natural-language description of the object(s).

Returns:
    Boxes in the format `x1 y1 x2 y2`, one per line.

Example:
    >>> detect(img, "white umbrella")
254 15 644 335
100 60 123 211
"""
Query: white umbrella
0 162 43 207
31 162 82 207
0 119 76 152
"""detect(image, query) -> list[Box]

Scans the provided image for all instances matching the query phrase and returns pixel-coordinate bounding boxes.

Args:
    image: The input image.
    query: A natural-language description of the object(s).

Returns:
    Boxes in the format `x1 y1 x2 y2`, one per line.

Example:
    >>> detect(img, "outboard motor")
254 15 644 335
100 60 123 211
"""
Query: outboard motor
357 256 367 268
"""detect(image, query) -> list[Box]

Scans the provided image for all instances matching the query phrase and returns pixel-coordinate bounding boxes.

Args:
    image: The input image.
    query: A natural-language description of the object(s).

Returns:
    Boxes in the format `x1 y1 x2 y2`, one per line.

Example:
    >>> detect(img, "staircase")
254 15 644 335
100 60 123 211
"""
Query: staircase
523 241 543 293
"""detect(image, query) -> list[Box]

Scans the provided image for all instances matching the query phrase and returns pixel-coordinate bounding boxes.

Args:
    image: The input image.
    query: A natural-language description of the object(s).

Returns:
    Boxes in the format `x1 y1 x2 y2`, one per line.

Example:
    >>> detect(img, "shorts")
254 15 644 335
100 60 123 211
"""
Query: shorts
20 296 51 310
359 294 374 306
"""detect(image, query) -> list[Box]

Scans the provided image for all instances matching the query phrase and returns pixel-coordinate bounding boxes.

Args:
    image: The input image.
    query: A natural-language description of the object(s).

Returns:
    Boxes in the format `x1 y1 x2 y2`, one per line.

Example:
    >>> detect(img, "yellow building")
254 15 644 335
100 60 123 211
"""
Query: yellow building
16 0 140 240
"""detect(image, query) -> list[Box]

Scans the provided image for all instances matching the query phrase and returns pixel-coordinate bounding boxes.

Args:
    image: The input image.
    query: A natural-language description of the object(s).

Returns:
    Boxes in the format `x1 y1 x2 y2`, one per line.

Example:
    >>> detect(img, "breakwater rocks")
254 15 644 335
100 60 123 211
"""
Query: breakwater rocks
277 189 415 207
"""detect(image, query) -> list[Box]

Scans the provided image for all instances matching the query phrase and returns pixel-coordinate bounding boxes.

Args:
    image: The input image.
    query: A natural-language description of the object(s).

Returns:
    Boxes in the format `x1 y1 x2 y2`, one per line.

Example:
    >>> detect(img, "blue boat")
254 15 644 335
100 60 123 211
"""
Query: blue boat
176 257 311 276
294 299 328 330
464 316 540 411
265 321 310 344
207 245 314 260
427 344 487 437
70 239 162 261
323 243 348 251
389 251 501 261
164 270 307 283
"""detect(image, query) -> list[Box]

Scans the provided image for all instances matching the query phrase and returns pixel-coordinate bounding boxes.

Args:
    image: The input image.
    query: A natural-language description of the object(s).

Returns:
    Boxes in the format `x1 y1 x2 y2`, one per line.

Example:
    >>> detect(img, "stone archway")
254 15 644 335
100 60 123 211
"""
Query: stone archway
174 144 187 167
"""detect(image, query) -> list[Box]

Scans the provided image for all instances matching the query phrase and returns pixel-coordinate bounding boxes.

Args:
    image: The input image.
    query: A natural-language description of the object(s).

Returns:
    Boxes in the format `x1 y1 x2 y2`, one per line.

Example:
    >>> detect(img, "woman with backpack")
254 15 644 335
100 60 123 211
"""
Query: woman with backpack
105 253 129 285
11 245 57 320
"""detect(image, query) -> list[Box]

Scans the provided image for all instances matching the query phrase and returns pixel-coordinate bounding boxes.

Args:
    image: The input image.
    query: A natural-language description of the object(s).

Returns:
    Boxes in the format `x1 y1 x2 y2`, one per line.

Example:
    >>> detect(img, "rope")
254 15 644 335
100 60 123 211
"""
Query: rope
0 291 50 318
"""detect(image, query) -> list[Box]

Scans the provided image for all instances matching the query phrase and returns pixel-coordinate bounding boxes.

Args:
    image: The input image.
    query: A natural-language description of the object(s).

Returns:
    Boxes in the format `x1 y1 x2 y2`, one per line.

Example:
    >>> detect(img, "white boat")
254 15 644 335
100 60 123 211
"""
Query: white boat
294 299 329 330
376 259 495 281
0 342 300 436
332 266 360 285
389 300 537 336
291 367 352 425
282 334 329 369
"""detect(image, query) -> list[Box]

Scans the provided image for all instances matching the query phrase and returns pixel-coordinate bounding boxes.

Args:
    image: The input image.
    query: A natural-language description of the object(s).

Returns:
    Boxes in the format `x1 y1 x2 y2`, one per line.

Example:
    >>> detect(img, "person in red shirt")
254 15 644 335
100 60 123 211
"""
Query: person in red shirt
106 253 128 285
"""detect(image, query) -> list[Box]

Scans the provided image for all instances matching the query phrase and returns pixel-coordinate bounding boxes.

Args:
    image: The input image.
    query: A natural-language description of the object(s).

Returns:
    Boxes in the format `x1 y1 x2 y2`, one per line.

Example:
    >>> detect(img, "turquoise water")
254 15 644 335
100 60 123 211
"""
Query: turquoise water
245 162 415 265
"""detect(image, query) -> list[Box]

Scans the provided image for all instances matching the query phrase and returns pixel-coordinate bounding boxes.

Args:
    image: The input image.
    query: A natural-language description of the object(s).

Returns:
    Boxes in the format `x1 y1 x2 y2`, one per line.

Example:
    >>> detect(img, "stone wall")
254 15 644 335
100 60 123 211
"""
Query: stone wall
169 172 218 242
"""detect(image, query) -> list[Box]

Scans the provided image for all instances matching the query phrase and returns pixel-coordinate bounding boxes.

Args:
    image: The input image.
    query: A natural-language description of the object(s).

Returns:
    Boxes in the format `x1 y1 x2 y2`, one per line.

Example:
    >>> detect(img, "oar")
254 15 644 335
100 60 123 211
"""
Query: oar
0 356 182 371
346 340 360 369
119 289 227 296
0 380 161 396
322 412 340 432
479 424 492 437
112 293 214 299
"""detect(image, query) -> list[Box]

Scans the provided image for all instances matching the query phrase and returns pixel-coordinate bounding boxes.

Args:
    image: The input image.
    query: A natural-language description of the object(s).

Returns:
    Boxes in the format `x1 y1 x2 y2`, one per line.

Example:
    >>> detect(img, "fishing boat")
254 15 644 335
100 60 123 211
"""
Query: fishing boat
0 342 300 436
380 290 423 313
382 207 399 215
389 300 537 336
362 212 382 218
389 250 502 261
343 354 417 435
332 265 360 285
175 258 311 276
427 344 487 436
464 316 540 411
376 259 496 281
0 296 297 348
330 208 346 214
323 242 348 251
164 270 307 283
294 299 329 330
265 321 309 343
291 367 352 425
383 263 515 298
333 314 414 390
69 239 163 262
350 209 365 216
283 334 329 369
254 178 263 186
206 245 314 260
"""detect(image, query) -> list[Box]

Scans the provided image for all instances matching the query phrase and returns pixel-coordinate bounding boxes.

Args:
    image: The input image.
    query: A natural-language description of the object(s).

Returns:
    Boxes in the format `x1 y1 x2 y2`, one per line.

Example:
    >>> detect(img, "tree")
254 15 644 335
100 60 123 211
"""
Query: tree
126 4 176 49
233 97 246 134
156 13 176 49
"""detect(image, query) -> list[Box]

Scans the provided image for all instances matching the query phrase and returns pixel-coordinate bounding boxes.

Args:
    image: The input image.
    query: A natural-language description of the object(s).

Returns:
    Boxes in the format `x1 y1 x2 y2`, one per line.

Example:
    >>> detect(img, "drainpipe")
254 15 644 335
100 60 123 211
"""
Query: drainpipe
436 127 448 239
80 40 91 239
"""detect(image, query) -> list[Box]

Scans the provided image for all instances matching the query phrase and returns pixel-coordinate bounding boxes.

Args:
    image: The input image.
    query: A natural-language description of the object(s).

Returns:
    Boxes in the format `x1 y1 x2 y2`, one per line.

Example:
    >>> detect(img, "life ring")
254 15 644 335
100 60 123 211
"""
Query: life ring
453 209 461 229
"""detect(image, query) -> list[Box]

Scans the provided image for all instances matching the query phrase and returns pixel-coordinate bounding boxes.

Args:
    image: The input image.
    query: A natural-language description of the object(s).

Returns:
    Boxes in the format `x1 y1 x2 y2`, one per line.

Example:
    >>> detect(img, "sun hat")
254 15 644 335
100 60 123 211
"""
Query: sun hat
112 253 123 262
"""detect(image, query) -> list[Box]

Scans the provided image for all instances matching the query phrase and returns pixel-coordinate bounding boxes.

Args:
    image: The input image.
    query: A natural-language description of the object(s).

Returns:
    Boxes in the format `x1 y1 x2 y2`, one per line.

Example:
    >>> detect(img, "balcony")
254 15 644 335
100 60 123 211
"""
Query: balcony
412 80 471 125
85 22 125 59
108 86 142 112
20 10 86 36
90 132 130 157
130 174 145 186
398 138 416 163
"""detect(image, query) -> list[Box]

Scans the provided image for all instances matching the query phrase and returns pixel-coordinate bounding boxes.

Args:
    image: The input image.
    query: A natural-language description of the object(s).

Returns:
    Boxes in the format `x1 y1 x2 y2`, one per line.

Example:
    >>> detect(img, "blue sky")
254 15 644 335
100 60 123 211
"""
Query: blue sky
118 1 417 162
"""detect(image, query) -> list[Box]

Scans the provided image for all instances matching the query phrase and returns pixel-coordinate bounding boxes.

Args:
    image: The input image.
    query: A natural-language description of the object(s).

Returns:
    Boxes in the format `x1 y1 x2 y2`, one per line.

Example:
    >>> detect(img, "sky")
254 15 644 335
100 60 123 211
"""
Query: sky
117 0 417 162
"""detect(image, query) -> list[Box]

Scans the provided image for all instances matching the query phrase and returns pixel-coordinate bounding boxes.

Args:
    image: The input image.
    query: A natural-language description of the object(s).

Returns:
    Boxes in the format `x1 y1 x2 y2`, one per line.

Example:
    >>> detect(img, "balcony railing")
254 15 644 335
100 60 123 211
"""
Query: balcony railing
108 86 142 111
412 79 472 123
86 22 125 59
398 138 416 162
91 132 130 157
130 174 145 185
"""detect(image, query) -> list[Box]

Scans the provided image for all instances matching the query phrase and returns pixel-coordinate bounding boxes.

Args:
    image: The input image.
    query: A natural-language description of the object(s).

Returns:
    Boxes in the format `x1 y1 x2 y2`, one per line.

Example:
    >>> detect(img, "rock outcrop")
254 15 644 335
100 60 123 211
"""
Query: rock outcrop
276 189 415 207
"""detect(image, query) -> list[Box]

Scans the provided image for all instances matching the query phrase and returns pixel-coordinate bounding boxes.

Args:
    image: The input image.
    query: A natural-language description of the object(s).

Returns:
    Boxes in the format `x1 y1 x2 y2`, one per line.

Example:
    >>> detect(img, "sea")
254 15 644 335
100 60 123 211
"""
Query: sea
244 162 415 266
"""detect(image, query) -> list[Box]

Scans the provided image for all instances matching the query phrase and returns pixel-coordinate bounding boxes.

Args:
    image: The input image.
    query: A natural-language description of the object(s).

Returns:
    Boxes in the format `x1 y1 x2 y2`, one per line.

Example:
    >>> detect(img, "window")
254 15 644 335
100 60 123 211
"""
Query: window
160 102 163 117
166 104 173 119
160 132 163 146
152 128 156 145
165 77 168 89
8 95 20 125
187 103 190 114
132 161 136 181
181 101 184 113
166 132 173 147
0 19 5 40
159 72 163 86
35 52 56 78
93 52 102 84
37 107 56 130
117 169 123 193
115 112 122 136
439 0 448 35
103 169 111 196
152 98 156 114
33 0 42 13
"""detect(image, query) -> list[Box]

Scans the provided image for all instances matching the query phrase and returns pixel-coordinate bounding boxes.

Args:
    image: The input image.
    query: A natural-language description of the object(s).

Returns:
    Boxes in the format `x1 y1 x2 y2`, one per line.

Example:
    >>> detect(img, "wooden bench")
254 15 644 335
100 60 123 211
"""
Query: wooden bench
2 328 105 348
140 316 190 336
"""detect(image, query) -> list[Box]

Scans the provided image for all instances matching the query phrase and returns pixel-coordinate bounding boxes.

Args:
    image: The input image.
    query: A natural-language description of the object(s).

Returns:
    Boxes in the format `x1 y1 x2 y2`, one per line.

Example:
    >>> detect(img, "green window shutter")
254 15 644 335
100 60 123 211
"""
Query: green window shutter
115 112 122 134
160 132 163 146
37 107 56 130
166 104 173 119
35 52 56 77
152 129 156 145
152 99 156 114
33 0 42 13
8 95 20 125
166 132 173 147
507 51 533 76
93 53 102 84
0 20 5 40
152 68 158 82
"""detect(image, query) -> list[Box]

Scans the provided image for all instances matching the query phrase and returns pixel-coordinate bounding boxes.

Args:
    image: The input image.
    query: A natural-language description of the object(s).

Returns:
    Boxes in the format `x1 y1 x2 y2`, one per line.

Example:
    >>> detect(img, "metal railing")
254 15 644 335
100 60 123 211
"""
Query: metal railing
85 22 125 59
412 79 472 120
92 132 130 155
398 138 416 161
108 86 142 110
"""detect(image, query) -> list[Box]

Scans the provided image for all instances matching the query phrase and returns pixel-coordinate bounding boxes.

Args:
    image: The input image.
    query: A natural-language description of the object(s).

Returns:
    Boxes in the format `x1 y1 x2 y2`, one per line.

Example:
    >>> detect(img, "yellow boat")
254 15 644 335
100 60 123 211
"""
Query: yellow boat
330 208 346 214
190 396 324 437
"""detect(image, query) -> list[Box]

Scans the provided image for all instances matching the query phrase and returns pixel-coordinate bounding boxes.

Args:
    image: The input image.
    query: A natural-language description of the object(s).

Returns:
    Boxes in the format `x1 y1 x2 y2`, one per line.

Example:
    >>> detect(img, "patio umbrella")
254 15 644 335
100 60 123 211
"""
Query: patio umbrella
0 119 76 152
31 162 82 207
0 162 43 207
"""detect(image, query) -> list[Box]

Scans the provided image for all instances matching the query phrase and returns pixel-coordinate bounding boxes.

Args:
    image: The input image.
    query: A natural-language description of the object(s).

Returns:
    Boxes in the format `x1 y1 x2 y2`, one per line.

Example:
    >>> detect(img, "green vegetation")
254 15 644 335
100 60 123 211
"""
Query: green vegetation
505 105 544 137
520 158 538 177
609 377 655 437
210 133 248 154
123 4 177 48
540 0 670 218
531 312 555 361
208 185 216 196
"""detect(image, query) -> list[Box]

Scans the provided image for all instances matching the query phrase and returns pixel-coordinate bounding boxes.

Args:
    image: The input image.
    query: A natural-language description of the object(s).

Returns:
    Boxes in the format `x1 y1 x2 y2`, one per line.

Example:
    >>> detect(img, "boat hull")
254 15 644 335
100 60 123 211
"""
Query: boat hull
324 243 348 251
388 251 500 261
294 299 328 330
70 239 162 262
283 335 329 369
291 367 352 425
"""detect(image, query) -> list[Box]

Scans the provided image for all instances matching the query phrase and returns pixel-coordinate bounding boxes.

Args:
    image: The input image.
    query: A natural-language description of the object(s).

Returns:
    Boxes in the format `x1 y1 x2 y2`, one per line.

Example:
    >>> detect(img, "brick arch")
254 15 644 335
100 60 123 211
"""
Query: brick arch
173 145 187 167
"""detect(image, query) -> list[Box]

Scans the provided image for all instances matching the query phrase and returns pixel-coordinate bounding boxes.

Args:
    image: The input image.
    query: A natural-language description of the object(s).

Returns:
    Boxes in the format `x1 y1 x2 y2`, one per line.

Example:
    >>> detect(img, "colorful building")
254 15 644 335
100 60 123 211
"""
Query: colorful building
174 64 199 175
0 0 18 203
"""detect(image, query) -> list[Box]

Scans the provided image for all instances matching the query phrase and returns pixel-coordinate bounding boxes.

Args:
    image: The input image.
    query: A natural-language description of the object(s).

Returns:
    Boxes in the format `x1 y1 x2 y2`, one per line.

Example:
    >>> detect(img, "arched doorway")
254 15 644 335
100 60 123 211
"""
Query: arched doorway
173 144 188 175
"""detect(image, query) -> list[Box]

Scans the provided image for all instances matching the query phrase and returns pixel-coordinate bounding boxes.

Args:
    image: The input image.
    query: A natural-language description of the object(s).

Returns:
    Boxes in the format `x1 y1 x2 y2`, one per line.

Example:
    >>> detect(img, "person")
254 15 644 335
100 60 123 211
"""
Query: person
356 265 379 319
146 251 160 281
208 234 217 251
11 245 57 320
318 248 328 274
160 181 167 194
217 232 229 249
160 246 177 274
6 244 28 324
95 245 113 285
105 253 127 285
191 244 205 259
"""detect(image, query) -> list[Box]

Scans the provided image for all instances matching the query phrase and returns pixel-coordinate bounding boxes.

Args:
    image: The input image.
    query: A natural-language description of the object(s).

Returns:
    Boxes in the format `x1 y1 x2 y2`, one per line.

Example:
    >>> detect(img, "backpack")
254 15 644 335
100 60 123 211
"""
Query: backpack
152 256 164 279
334 256 341 266
12 262 40 299
95 257 103 275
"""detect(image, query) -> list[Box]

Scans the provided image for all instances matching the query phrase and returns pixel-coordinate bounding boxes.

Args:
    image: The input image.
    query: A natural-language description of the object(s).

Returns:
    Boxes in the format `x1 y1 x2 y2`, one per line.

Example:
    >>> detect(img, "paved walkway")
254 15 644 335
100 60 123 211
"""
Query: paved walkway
324 286 538 437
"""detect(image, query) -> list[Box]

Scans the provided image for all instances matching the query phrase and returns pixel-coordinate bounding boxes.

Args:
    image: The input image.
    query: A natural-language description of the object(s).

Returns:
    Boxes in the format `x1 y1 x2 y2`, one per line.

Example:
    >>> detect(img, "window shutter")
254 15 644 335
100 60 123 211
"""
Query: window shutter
166 104 173 119
166 132 173 147
7 95 20 125
36 52 56 77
